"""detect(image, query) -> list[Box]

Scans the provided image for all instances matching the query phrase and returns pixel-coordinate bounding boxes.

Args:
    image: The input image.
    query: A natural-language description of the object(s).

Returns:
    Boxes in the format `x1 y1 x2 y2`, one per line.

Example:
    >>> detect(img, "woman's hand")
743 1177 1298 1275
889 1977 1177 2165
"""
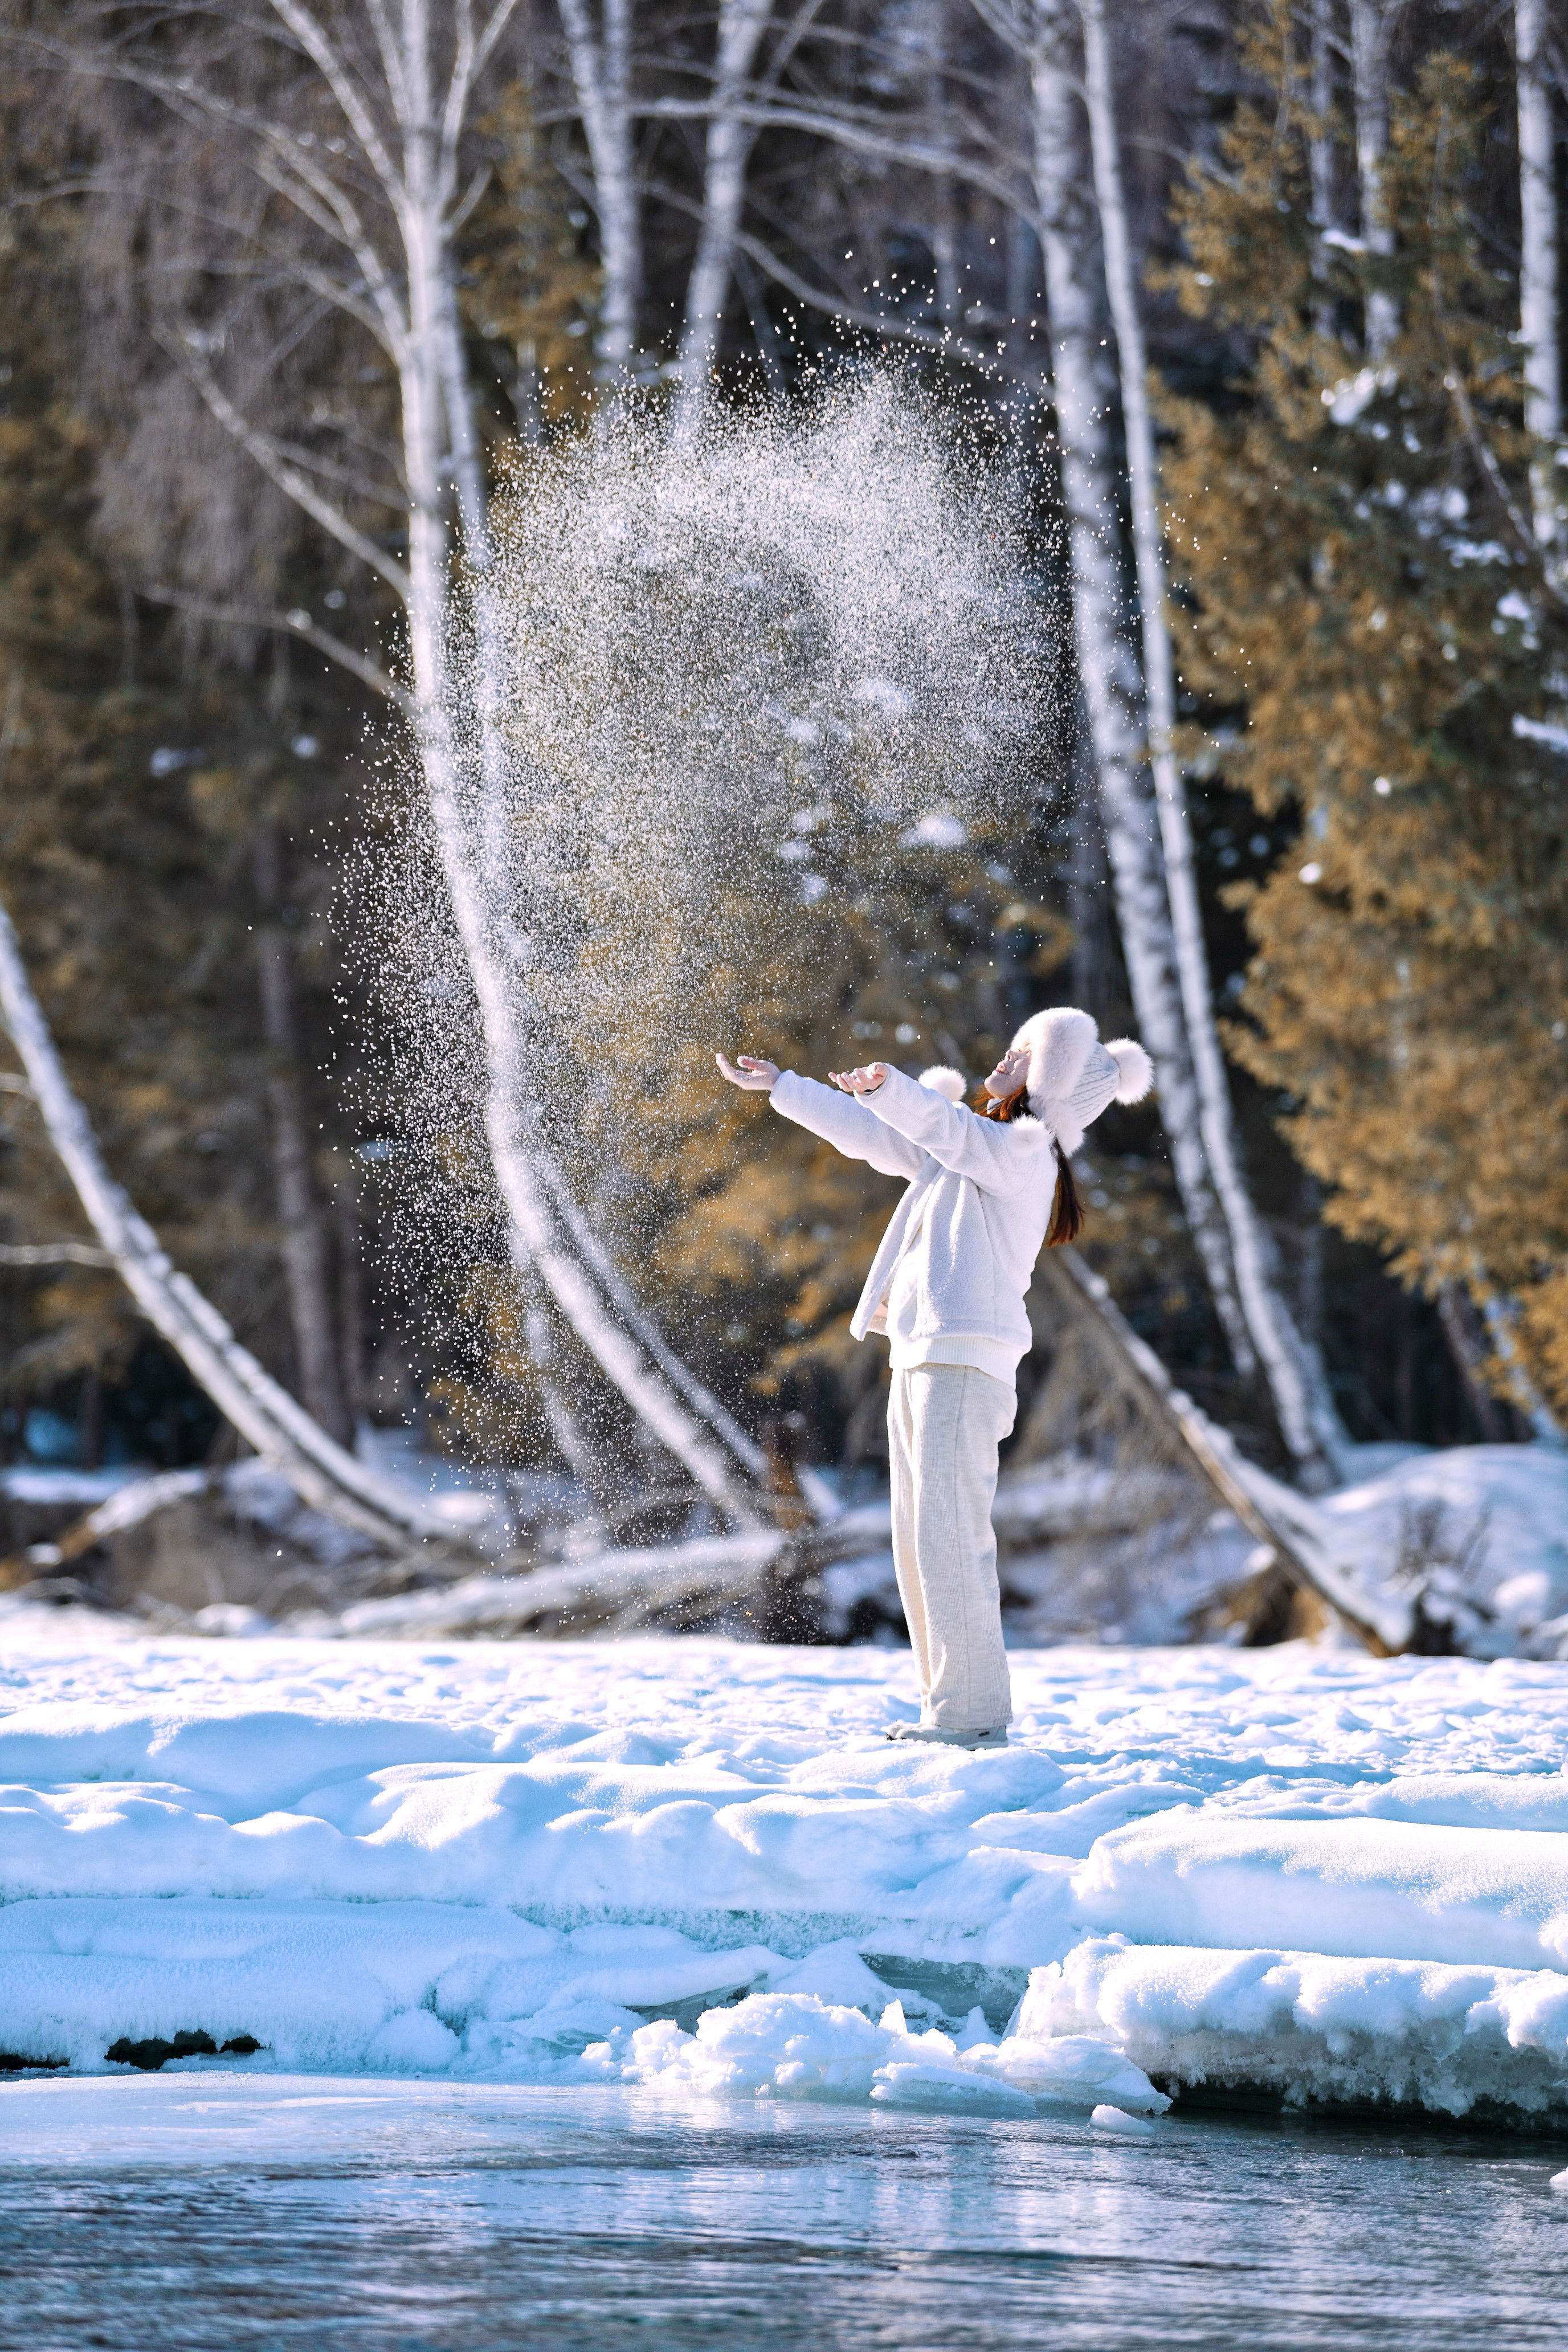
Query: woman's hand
827 1062 888 1095
715 1051 780 1092
983 1044 1030 1101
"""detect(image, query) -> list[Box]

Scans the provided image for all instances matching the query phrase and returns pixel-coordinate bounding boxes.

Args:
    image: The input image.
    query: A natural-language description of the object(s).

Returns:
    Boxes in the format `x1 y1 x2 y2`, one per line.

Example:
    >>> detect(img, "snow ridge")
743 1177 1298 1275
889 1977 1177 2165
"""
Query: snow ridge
5 1628 1568 2122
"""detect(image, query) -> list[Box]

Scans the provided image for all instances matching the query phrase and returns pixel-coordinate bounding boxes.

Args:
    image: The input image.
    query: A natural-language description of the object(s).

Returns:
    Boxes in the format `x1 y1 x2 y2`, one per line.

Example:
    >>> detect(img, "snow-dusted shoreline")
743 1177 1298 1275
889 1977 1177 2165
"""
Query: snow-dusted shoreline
5 1622 1568 2126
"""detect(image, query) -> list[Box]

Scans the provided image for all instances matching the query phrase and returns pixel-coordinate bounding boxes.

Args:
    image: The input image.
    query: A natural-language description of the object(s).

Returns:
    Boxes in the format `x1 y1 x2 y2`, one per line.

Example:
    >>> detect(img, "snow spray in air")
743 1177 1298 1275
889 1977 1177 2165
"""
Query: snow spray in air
350 373 1051 1467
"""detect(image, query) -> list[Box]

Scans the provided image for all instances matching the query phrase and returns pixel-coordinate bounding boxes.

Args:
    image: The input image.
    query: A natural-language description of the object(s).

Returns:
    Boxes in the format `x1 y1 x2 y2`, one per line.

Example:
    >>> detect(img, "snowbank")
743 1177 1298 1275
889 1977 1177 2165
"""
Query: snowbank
0 1896 1167 2116
1027 1937 1568 2120
0 1898 774 2077
5 1628 1568 2121
1073 1812 1568 1971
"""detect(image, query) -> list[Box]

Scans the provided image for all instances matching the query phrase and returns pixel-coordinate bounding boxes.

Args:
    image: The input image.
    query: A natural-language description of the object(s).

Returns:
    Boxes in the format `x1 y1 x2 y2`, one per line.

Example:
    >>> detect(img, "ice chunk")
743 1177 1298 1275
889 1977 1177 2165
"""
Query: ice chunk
1092 2103 1155 2136
763 1942 911 2011
365 2010 460 2071
871 2063 1034 2117
985 2029 1169 2113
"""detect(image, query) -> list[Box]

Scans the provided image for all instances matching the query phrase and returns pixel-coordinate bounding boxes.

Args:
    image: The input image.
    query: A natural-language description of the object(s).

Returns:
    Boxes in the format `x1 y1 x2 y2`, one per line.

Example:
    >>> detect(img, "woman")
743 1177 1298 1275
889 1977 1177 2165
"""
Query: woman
717 1007 1152 1749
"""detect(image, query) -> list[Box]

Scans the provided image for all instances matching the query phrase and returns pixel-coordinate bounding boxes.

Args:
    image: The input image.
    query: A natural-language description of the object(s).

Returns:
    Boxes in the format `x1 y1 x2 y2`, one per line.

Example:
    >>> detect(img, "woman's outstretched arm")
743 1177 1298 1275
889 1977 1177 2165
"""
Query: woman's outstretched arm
831 1062 1050 1196
716 1052 924 1179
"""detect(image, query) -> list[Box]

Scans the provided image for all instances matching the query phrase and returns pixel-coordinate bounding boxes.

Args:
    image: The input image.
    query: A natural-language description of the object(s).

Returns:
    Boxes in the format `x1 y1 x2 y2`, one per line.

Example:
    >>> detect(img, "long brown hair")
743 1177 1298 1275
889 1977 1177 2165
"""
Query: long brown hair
971 1081 1085 1248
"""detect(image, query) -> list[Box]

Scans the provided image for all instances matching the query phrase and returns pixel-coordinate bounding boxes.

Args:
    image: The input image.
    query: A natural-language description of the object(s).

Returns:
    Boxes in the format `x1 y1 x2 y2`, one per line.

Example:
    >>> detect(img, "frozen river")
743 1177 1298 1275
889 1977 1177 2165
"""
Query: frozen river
3 2075 1565 2351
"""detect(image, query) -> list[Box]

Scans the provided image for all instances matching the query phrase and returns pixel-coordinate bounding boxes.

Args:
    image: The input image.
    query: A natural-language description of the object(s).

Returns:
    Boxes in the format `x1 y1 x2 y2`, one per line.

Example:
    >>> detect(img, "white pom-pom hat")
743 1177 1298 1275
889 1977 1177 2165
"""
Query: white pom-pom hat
1006 1007 1153 1153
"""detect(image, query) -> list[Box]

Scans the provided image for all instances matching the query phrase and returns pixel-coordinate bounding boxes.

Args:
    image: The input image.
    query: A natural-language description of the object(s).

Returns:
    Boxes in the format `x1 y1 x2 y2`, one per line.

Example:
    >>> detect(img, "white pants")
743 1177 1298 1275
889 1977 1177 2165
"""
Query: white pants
887 1363 1016 1732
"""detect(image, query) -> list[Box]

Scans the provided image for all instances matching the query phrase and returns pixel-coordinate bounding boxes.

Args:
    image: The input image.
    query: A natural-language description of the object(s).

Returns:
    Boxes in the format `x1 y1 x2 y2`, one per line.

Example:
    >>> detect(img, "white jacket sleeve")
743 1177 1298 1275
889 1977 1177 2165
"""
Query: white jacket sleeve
769 1071 926 1179
859 1065 1051 1195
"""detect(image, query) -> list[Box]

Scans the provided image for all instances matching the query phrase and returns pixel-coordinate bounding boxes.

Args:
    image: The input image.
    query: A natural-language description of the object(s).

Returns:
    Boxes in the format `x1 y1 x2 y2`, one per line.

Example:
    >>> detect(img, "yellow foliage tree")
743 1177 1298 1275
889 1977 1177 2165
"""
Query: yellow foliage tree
1162 23 1568 1422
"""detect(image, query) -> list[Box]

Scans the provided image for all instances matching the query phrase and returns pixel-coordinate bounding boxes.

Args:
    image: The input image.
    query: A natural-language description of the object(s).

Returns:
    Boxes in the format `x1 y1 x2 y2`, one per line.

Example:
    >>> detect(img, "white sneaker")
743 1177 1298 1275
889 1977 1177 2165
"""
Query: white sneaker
884 1723 1008 1750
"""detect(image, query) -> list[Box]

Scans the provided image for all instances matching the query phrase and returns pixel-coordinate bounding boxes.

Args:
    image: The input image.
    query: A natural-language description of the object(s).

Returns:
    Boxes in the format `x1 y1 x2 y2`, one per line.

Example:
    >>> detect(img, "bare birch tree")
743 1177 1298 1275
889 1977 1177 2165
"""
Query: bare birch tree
42 0 773 1525
1028 0 1257 1385
254 813 354 1448
671 0 777 439
1349 0 1399 356
1308 0 1339 337
556 0 644 378
1078 0 1350 1483
1517 0 1566 577
926 0 963 324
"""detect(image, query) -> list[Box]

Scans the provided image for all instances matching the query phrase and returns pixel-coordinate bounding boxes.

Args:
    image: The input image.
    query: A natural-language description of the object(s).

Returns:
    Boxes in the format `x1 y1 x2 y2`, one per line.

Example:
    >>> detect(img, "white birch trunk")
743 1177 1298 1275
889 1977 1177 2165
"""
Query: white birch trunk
1079 0 1350 1484
389 15 767 1522
0 894 444 1547
1030 2 1257 1383
1349 0 1398 357
1309 0 1338 340
557 0 644 378
1471 1261 1566 1447
928 2 960 324
671 0 775 442
1517 0 1566 574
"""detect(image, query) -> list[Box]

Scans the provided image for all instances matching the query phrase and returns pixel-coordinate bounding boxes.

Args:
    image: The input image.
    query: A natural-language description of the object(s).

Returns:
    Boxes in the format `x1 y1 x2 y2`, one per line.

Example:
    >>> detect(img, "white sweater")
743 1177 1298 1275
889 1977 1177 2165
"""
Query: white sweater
769 1065 1060 1387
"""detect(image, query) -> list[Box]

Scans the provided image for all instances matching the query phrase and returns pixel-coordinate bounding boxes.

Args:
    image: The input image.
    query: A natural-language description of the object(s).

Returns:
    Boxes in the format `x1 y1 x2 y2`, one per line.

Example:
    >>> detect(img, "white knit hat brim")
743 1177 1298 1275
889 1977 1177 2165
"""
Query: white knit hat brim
1006 1006 1153 1151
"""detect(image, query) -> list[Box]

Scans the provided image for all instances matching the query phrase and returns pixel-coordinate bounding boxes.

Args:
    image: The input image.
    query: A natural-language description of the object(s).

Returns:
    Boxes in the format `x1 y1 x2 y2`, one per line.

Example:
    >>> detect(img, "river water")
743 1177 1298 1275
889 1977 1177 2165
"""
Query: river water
2 2075 1564 2351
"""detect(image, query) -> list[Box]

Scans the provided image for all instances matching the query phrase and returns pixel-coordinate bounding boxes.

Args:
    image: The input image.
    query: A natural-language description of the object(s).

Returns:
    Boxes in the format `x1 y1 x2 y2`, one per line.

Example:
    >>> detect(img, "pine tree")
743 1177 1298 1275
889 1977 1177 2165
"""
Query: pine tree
1162 14 1568 1421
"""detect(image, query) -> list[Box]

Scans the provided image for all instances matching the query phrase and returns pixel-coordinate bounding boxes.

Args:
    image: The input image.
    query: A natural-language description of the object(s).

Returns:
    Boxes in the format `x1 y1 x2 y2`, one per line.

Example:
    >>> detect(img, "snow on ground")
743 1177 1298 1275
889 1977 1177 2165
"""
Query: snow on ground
6 1623 1568 2122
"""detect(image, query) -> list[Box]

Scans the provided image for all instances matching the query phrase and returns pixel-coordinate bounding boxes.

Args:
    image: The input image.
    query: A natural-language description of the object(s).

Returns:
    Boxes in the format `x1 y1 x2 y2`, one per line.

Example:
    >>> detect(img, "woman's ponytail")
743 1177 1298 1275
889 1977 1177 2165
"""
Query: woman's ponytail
1045 1141 1084 1248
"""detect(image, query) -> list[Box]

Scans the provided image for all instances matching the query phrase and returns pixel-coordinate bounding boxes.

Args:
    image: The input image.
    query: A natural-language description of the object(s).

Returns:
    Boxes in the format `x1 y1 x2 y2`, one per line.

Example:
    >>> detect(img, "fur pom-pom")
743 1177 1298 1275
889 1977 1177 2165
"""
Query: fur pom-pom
1106 1039 1154 1104
917 1064 967 1101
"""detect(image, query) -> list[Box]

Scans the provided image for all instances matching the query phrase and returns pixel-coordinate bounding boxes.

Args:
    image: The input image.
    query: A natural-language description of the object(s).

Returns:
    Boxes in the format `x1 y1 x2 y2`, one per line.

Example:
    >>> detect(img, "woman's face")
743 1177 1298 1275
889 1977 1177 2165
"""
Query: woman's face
983 1044 1030 1100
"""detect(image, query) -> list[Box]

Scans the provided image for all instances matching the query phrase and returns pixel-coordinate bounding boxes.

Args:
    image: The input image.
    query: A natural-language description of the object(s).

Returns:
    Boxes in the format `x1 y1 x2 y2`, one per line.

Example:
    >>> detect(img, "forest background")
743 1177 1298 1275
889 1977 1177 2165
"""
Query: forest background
0 0 1563 1523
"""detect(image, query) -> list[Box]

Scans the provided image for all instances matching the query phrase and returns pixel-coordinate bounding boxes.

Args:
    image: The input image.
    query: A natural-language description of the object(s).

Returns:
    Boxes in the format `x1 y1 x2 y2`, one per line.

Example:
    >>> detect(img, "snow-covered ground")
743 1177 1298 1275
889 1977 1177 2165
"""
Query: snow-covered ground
5 1618 1568 2125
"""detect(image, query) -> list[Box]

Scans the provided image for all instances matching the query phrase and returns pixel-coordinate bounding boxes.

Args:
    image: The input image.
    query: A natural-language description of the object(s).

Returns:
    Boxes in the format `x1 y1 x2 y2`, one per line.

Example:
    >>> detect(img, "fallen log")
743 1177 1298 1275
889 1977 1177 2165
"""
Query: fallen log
1031 1254 1406 1653
0 1466 483 1603
0 895 460 1552
0 1470 207 1592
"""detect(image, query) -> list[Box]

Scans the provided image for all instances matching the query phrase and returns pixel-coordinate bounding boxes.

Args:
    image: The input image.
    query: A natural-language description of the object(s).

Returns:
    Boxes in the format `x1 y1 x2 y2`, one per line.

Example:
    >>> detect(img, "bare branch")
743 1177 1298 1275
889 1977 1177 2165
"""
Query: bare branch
448 161 492 240
0 1242 116 1268
643 177 996 366
26 31 416 360
264 0 403 197
236 118 410 354
967 0 1032 58
472 0 526 86
360 0 413 122
638 95 1030 215
156 328 412 600
32 158 404 358
219 413 409 513
141 585 411 712
441 0 480 191
206 165 407 356
757 0 834 94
